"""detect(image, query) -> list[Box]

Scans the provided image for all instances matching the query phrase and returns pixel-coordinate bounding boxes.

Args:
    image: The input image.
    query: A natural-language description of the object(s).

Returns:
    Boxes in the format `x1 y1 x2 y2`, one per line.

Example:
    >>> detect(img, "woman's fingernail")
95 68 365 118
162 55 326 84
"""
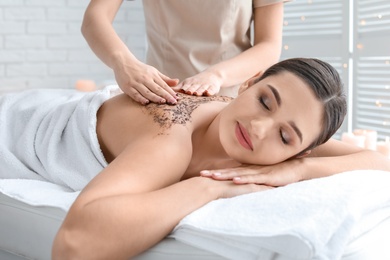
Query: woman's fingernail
200 170 210 175
212 172 221 176
233 177 241 181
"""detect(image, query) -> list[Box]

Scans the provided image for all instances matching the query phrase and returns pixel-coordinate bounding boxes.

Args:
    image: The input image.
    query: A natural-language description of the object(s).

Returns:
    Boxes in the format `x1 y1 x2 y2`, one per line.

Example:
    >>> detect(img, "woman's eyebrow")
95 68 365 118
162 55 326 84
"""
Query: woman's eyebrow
289 121 303 144
267 84 303 144
267 84 281 106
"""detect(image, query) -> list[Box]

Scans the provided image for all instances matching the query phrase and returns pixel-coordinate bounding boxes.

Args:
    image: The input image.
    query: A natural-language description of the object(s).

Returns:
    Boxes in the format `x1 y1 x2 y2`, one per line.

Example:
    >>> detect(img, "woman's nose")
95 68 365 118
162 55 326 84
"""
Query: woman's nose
250 117 274 140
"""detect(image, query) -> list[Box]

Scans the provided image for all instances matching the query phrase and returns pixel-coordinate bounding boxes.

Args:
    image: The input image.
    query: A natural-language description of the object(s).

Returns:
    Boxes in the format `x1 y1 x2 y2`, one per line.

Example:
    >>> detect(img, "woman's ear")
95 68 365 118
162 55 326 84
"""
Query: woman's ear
238 71 263 95
295 150 311 159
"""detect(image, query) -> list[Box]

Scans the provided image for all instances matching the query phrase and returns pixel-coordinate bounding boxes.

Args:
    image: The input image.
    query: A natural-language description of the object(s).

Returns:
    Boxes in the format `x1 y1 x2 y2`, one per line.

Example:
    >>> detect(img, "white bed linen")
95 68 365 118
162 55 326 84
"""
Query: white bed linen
1 192 390 260
3 170 390 260
170 170 390 260
1 172 390 260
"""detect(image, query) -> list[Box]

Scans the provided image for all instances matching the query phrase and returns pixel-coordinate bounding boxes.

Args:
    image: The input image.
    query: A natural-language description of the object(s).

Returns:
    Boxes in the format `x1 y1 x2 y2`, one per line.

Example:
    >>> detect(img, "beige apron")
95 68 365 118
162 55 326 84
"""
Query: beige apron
142 0 284 97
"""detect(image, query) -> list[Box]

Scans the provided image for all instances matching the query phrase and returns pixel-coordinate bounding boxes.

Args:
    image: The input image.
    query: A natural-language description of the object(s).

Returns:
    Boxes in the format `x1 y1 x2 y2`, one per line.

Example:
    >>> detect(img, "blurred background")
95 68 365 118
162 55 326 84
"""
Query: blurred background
0 0 145 92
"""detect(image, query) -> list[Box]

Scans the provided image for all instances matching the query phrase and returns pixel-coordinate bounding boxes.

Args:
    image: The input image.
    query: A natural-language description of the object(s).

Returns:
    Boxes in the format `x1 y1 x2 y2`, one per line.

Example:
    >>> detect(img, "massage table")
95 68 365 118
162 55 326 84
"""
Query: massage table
1 192 390 260
1 170 390 260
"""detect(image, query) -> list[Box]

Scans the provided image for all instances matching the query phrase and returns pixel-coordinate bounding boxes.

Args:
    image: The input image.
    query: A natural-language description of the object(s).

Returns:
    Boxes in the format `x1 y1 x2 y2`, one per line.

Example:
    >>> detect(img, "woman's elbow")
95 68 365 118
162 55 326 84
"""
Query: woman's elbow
52 207 93 259
53 223 103 260
52 224 81 260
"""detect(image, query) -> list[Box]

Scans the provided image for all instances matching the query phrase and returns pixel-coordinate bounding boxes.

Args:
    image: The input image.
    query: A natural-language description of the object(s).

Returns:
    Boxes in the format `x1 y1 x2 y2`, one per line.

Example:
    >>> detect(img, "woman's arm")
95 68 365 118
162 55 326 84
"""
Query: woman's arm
299 138 390 179
52 144 267 259
81 0 178 105
177 3 284 96
52 113 268 259
52 133 200 259
201 139 390 187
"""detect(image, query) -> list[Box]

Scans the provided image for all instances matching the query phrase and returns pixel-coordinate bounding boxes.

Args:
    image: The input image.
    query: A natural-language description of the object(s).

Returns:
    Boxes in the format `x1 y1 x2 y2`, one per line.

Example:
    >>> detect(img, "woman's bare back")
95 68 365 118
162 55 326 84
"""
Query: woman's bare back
96 93 232 164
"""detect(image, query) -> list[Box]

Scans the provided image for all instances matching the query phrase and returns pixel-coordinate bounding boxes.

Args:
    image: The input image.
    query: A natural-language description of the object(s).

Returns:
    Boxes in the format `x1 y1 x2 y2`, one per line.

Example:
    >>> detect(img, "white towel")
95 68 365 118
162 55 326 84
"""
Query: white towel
171 170 390 260
0 179 79 211
0 86 121 191
1 167 389 259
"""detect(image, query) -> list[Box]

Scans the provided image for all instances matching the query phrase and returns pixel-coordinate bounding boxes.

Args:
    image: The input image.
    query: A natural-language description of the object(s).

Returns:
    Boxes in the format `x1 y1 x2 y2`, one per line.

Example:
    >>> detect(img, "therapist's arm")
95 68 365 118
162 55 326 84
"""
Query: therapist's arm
81 0 178 105
177 3 284 96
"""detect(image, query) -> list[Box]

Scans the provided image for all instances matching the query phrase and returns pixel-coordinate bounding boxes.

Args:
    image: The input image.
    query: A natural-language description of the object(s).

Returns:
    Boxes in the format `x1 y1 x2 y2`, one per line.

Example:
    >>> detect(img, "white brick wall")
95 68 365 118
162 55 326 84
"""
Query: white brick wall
0 0 146 92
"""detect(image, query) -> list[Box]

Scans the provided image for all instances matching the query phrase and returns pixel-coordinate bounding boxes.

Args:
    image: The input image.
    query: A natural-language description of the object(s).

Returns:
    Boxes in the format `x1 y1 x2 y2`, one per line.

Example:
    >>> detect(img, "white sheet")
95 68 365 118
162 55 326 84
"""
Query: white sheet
2 192 390 260
1 170 390 260
171 170 390 260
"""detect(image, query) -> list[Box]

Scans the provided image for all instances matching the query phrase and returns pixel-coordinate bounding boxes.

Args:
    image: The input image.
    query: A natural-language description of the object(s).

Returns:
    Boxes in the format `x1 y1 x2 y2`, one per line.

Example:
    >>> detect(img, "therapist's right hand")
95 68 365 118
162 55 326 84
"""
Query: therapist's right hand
114 60 179 105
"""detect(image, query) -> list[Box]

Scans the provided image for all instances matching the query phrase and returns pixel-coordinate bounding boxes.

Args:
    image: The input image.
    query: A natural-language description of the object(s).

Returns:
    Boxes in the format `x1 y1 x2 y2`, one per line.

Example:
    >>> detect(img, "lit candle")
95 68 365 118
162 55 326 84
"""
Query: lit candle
353 129 377 150
376 137 390 158
75 79 96 92
341 132 365 148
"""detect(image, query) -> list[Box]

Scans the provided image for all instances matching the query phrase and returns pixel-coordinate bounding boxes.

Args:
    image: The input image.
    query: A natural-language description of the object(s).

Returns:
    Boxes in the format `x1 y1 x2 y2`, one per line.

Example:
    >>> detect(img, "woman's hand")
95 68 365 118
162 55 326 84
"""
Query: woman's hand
174 70 223 96
200 177 272 199
218 180 273 199
200 159 306 187
114 59 180 105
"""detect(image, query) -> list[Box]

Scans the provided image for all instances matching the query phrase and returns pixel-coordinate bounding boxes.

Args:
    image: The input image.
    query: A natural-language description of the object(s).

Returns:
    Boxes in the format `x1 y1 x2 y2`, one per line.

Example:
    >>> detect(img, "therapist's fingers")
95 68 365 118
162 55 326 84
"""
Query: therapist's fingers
179 82 200 95
124 81 171 105
124 86 151 105
189 84 211 96
149 75 180 103
157 73 180 96
114 60 181 104
178 83 220 96
200 84 220 96
159 73 180 87
129 83 165 105
141 81 179 105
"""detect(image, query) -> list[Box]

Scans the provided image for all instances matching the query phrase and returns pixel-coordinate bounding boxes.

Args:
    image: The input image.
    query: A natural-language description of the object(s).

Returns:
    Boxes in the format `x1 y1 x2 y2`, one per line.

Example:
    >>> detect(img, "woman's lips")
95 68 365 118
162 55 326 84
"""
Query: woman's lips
235 122 253 151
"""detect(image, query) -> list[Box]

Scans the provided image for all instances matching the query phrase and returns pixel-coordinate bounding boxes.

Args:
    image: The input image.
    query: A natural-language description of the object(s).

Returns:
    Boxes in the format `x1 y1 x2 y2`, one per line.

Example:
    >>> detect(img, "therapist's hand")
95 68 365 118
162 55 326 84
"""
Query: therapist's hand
200 159 306 187
114 60 180 105
173 70 223 96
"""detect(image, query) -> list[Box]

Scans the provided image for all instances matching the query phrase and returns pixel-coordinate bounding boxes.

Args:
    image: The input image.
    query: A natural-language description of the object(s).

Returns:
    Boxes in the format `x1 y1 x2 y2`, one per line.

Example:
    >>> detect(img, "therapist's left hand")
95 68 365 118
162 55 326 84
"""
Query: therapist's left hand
200 159 305 187
173 70 223 96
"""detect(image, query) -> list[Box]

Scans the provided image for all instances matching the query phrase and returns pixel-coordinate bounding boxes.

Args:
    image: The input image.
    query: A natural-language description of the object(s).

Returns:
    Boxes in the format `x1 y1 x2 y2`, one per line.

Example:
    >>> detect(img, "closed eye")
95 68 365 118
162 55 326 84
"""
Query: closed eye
280 129 289 145
259 96 270 111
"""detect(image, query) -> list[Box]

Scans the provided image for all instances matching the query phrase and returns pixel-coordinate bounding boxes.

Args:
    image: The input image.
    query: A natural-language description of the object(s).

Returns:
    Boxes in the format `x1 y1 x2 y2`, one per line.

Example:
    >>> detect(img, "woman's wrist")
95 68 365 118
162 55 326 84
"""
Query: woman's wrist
191 176 223 200
296 156 329 181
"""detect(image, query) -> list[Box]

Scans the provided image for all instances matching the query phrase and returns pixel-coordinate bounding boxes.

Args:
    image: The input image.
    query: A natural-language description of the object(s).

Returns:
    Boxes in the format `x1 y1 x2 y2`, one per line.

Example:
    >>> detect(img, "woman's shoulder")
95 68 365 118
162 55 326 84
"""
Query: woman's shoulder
141 93 232 133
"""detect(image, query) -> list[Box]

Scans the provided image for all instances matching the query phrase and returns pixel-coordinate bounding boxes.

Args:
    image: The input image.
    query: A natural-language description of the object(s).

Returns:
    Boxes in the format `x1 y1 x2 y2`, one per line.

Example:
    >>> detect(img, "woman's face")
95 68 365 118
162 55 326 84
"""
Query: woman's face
219 71 324 165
